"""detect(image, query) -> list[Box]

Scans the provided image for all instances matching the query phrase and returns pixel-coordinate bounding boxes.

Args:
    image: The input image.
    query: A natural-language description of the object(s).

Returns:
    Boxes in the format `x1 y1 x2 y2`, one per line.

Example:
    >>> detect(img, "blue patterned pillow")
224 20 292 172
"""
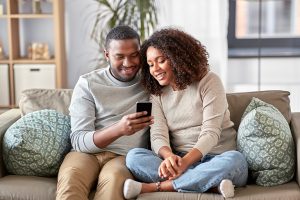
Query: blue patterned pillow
237 97 295 186
3 109 71 176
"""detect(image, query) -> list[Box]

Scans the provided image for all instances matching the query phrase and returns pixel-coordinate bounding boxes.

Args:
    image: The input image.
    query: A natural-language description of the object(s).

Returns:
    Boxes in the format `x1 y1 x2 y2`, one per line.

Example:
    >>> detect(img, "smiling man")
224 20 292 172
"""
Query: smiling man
56 25 153 200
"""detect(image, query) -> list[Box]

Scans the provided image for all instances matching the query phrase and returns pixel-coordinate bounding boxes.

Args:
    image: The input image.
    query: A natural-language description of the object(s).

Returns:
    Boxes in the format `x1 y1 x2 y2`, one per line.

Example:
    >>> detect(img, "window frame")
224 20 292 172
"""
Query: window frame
228 0 300 58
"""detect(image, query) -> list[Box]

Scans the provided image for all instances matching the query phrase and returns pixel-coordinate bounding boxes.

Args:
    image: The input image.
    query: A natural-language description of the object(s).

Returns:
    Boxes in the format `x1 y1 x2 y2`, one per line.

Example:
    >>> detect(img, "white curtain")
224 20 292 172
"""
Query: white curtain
157 0 229 87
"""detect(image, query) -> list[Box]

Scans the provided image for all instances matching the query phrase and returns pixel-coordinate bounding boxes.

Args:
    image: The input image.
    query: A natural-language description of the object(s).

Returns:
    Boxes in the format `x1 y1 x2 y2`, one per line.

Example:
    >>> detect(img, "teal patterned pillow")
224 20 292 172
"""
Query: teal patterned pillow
3 109 71 177
237 97 295 186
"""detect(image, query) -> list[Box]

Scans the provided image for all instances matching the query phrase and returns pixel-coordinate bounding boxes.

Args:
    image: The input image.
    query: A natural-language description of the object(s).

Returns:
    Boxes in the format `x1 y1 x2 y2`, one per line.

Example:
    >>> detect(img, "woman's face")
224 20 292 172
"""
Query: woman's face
146 46 176 88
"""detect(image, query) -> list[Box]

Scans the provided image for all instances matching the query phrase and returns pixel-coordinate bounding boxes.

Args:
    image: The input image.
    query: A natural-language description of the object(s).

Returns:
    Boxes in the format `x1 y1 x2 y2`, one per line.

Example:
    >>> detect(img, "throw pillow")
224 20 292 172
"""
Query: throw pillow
3 109 71 177
237 97 295 186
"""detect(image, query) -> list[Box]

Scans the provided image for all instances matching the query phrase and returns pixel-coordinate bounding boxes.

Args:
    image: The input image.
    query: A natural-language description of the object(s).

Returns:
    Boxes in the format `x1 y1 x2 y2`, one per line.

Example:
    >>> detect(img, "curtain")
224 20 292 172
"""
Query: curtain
157 0 229 87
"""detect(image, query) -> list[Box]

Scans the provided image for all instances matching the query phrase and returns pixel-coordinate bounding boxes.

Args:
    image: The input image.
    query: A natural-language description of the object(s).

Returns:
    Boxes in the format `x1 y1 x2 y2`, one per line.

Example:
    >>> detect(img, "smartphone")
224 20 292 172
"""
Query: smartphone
136 101 152 117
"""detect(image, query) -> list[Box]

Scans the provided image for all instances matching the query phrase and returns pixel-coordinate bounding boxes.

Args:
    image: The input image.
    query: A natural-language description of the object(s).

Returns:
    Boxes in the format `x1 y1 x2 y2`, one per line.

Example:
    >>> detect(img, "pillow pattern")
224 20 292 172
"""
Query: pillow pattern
3 109 71 177
237 97 295 186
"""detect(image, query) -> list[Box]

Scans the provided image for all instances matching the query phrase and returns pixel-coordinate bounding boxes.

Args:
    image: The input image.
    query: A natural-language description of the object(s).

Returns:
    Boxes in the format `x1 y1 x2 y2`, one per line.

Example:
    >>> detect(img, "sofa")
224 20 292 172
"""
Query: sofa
0 89 299 200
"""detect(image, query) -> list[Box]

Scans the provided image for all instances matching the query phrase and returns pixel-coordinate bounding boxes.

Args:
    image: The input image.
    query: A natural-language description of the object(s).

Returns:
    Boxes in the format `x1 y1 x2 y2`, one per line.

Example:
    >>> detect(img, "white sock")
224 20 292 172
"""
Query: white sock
219 179 235 198
123 179 142 199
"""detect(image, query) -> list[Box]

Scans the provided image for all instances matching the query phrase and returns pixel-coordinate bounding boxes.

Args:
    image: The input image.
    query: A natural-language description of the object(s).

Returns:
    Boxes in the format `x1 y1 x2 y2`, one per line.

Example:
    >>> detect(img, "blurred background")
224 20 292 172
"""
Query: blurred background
0 0 299 112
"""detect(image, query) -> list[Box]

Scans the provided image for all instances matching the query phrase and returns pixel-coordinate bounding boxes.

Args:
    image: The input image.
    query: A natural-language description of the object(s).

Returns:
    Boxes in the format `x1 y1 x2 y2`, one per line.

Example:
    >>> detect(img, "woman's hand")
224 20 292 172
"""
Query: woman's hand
158 154 183 179
166 157 189 180
157 148 203 180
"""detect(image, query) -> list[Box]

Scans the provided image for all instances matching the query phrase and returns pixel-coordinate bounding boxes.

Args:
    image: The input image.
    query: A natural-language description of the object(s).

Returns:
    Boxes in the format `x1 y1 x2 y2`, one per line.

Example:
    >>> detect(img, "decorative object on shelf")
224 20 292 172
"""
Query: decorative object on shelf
27 43 50 60
19 0 52 14
32 0 42 14
0 42 5 60
0 3 3 15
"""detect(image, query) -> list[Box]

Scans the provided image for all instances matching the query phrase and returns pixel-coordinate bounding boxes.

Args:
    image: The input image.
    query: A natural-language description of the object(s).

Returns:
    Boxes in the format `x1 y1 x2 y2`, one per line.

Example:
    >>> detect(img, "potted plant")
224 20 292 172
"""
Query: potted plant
91 0 158 67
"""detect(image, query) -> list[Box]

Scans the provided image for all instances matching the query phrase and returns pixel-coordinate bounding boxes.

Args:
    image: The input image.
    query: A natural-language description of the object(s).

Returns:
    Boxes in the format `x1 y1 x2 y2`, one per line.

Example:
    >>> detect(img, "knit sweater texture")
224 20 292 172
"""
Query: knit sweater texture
69 66 149 155
150 71 236 156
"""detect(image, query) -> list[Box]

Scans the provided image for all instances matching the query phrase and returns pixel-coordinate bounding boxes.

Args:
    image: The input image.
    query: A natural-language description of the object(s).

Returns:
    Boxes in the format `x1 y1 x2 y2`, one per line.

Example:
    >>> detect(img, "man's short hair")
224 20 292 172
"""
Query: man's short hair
105 25 140 50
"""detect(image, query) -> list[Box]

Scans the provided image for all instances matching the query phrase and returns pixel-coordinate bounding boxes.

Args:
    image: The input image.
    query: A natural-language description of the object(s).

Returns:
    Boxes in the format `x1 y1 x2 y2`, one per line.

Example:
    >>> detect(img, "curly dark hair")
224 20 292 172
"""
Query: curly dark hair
140 28 209 96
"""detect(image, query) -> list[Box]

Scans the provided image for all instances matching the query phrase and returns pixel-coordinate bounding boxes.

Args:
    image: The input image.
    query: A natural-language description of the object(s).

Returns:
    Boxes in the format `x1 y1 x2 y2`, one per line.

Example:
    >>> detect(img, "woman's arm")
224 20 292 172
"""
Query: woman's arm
158 146 183 179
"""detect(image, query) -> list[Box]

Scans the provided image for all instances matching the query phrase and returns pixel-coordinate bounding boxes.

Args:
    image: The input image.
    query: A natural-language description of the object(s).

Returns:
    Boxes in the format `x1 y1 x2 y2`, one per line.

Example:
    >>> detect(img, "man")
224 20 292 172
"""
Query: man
56 25 153 200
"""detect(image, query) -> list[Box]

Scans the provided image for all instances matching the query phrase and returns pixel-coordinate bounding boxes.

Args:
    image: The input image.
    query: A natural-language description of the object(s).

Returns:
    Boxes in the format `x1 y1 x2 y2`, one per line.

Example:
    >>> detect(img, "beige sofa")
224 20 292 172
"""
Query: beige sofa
0 89 299 200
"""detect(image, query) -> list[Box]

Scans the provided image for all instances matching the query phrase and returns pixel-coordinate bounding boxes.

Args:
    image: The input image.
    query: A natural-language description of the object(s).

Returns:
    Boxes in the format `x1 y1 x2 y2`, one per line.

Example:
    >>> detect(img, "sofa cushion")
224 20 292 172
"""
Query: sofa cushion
226 90 291 131
3 109 71 176
237 97 295 186
19 89 73 116
136 181 300 200
0 175 57 200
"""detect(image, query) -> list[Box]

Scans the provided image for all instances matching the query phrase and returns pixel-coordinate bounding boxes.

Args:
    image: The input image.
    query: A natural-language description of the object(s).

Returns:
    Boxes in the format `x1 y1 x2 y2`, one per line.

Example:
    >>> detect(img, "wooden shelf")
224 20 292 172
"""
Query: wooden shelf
10 14 53 19
12 58 55 64
0 0 66 107
0 60 10 64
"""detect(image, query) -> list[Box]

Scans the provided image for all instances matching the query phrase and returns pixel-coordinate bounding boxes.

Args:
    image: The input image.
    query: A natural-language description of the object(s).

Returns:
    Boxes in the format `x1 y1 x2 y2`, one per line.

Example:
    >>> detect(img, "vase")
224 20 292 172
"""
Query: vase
32 0 42 14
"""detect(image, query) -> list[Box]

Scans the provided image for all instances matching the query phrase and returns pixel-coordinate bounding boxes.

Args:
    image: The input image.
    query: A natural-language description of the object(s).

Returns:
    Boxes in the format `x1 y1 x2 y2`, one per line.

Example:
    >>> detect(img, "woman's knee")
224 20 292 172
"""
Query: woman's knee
223 151 247 167
126 148 150 169
222 151 248 184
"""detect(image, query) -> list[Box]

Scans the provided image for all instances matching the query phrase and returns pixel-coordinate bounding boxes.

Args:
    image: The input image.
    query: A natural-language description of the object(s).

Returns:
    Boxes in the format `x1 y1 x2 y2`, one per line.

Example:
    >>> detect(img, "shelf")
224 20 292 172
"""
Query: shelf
0 106 13 109
0 0 66 107
12 58 55 64
10 14 53 19
0 60 9 64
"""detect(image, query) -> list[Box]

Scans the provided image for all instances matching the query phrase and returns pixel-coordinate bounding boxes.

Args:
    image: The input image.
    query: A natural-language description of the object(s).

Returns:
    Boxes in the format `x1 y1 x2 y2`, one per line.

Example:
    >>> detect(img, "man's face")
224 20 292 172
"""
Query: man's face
105 39 140 82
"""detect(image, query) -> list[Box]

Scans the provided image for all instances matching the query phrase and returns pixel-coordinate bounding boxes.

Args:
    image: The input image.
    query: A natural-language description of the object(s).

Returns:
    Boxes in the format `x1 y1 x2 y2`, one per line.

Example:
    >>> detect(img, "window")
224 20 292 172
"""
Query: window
228 0 300 57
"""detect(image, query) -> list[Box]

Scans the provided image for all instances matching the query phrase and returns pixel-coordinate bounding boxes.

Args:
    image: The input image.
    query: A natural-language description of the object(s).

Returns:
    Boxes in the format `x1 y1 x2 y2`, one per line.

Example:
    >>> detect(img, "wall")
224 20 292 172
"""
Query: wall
64 0 100 87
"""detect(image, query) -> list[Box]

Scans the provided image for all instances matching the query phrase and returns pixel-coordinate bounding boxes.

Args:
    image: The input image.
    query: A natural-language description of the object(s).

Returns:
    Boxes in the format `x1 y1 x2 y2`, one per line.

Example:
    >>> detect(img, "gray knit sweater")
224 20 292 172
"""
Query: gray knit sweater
151 72 236 156
69 66 149 155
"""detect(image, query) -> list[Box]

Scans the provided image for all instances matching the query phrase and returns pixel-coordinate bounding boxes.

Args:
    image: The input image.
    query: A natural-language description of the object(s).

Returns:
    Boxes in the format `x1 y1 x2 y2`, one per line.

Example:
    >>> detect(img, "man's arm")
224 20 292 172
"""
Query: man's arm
93 111 153 148
70 76 153 152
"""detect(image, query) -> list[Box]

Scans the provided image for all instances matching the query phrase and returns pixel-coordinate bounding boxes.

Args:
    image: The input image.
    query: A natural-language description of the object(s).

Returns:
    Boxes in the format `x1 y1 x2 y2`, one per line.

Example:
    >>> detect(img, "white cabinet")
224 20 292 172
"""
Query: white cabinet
0 64 9 106
14 64 55 104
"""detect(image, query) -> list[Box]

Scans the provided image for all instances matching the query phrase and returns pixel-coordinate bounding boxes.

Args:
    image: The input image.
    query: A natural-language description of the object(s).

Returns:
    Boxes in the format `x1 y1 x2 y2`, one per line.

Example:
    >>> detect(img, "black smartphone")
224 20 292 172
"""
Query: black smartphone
136 101 152 117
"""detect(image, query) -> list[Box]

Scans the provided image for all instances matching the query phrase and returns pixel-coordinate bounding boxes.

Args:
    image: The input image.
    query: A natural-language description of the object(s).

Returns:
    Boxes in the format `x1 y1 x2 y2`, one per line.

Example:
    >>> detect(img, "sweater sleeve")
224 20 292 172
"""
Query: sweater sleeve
150 95 171 154
194 73 228 156
69 77 100 153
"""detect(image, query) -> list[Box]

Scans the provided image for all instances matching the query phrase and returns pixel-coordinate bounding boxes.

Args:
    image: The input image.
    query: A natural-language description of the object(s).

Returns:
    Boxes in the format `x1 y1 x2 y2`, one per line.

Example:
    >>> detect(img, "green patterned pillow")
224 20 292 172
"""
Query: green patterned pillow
3 109 71 177
237 97 295 186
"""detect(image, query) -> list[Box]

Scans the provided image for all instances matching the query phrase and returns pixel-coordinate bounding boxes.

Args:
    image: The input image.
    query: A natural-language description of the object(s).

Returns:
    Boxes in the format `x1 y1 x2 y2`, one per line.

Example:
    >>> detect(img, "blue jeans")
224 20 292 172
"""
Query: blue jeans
126 148 248 193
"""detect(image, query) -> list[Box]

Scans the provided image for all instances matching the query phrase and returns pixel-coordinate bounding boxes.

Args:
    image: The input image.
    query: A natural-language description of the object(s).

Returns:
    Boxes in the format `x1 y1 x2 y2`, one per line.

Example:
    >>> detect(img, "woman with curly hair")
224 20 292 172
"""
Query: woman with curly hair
123 28 248 199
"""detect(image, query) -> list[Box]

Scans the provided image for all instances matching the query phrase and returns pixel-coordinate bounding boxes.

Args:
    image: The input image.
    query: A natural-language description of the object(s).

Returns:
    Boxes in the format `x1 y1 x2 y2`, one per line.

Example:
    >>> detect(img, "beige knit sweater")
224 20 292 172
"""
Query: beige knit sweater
150 71 236 156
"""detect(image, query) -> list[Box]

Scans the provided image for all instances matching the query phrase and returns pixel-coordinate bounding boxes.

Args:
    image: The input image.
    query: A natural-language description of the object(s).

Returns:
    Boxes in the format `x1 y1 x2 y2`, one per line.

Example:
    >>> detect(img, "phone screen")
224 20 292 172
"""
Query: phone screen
136 102 152 117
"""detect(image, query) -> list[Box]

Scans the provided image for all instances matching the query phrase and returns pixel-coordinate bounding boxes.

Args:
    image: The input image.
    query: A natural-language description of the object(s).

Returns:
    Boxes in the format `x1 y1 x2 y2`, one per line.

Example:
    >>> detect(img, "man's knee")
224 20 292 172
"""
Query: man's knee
57 152 100 200
100 156 133 183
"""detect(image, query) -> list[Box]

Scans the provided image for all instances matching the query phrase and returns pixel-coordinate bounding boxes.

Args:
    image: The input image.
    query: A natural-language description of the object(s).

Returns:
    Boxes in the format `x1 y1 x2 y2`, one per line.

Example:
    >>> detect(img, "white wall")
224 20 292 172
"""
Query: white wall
65 0 101 87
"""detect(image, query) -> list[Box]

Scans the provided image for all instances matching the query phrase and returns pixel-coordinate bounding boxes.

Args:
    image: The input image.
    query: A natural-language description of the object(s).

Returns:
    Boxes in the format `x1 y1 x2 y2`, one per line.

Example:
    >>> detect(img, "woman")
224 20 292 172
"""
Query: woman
123 28 248 199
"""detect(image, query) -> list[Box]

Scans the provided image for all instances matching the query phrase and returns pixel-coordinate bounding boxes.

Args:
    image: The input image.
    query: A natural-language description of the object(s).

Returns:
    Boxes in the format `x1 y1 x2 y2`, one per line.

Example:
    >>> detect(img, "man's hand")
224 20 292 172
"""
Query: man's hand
93 111 153 148
118 111 154 136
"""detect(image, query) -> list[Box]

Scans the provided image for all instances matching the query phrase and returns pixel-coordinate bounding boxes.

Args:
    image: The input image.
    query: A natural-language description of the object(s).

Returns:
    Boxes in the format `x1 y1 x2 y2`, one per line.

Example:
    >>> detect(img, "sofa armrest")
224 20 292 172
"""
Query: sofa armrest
0 109 21 178
291 112 300 186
